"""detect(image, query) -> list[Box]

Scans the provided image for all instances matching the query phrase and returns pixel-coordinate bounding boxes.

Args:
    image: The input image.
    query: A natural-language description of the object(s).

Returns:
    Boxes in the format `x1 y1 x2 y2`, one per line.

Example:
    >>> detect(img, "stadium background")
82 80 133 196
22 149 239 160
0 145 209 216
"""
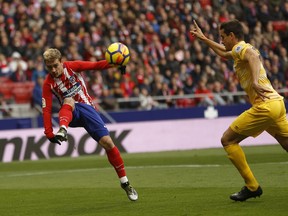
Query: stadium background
0 2 288 215
0 0 287 151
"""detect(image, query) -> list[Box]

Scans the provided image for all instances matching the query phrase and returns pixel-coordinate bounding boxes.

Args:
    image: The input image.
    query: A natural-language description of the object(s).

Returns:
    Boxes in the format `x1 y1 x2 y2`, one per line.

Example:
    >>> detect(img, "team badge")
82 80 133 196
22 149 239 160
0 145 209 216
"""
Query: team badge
69 76 76 84
235 46 242 53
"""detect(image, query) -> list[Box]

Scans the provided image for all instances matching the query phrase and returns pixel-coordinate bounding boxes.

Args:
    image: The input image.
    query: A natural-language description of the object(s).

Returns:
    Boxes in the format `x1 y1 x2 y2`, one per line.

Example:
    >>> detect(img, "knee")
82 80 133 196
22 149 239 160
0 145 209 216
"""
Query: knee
275 135 288 152
99 135 115 150
221 134 228 147
220 128 243 147
63 97 75 110
221 129 231 147
281 141 288 152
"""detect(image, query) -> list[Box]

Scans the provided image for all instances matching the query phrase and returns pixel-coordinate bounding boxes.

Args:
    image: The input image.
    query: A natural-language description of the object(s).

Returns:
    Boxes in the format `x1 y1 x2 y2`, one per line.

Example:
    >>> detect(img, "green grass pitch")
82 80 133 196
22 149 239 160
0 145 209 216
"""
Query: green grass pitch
0 144 287 216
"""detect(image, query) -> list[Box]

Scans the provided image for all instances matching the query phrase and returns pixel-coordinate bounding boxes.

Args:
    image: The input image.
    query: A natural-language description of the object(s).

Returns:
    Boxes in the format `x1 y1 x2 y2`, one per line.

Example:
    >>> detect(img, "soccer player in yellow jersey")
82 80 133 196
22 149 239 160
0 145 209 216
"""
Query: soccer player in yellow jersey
191 19 288 201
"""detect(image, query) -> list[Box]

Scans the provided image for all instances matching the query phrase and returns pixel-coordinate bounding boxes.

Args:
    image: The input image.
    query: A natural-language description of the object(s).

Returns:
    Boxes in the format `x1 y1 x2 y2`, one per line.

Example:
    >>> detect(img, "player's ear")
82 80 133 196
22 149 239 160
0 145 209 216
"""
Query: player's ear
229 32 235 38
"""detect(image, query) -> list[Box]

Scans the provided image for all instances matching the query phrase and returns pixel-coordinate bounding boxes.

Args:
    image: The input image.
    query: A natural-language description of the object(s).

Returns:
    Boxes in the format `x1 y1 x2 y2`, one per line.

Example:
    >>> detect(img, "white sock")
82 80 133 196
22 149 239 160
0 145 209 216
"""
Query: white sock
60 125 67 131
120 176 128 184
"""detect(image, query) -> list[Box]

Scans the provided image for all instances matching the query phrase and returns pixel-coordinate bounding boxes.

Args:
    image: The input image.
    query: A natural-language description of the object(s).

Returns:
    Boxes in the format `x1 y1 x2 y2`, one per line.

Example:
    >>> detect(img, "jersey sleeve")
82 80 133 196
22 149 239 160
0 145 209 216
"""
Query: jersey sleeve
232 42 250 61
232 44 244 60
65 60 111 72
42 78 54 139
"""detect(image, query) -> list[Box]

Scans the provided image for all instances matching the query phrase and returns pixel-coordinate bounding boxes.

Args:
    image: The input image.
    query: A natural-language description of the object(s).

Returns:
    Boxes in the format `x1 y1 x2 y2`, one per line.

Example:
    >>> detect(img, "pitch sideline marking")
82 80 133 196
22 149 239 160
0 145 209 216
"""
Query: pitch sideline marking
2 164 220 178
2 162 288 178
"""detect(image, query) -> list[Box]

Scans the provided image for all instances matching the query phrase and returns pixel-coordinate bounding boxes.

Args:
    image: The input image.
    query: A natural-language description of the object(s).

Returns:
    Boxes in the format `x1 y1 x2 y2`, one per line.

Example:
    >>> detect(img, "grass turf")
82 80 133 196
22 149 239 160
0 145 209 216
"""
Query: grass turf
0 144 287 216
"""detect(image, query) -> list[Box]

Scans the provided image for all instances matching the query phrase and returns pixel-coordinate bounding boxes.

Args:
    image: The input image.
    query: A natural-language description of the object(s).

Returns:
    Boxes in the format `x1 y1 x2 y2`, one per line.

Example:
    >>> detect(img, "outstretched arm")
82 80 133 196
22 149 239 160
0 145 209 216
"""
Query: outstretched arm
66 60 126 74
42 81 61 145
66 60 111 72
190 20 232 59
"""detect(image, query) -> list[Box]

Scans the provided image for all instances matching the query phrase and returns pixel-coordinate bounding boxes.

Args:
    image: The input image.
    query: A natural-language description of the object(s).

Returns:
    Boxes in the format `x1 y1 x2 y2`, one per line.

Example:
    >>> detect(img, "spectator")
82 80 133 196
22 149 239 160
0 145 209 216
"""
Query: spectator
226 81 246 104
257 3 271 28
194 78 214 106
100 88 118 111
128 86 141 110
175 88 195 108
282 1 288 20
32 76 44 110
0 33 14 58
269 64 285 85
212 80 228 106
119 74 135 98
0 0 286 111
278 46 288 79
89 71 105 99
32 76 60 114
31 63 46 82
243 1 258 30
0 54 11 77
139 88 158 110
191 64 203 86
156 82 175 108
9 52 28 82
183 76 195 95
0 93 12 118
226 0 244 20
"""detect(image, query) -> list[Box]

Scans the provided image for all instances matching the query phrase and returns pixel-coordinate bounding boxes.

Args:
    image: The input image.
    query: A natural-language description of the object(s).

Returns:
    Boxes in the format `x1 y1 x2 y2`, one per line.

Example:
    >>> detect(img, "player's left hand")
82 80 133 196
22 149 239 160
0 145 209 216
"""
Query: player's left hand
119 65 126 75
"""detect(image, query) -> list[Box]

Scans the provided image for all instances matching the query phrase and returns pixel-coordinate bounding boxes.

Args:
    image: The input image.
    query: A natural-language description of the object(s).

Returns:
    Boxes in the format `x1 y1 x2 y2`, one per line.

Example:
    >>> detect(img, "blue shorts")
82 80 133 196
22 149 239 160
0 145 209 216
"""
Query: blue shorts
69 103 109 142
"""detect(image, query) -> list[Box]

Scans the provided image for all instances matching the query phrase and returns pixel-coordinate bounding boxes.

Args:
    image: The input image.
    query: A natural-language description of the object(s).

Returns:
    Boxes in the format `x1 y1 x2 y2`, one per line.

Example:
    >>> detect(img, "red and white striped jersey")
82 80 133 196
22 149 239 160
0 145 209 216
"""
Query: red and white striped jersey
42 60 110 138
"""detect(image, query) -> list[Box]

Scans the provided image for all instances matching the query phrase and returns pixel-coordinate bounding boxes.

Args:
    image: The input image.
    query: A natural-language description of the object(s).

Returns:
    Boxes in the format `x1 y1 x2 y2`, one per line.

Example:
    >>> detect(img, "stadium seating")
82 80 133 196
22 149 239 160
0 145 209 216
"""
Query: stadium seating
0 80 35 104
272 21 287 32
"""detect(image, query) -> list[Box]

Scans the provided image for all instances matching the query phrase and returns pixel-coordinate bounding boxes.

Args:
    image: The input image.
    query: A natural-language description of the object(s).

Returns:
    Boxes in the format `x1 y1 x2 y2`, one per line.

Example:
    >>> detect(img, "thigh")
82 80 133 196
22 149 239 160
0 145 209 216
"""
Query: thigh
230 103 272 138
71 103 109 142
265 100 288 151
266 100 288 138
69 104 83 127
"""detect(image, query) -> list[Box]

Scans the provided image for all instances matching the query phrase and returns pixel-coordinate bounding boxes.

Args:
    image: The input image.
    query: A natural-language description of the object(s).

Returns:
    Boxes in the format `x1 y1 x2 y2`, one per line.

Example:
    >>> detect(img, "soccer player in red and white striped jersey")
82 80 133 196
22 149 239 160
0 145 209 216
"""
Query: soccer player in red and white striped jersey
42 48 138 201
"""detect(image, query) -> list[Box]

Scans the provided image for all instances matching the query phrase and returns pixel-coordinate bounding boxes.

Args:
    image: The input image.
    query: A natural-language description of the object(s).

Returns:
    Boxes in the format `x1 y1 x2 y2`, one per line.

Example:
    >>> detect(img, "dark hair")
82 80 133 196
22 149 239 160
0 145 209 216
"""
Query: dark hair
220 19 244 40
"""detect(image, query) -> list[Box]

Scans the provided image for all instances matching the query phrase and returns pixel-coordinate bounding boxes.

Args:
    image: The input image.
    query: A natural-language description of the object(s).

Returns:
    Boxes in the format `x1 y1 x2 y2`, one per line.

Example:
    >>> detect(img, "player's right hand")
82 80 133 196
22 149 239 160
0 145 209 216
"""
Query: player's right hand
119 65 126 75
48 137 61 145
190 20 206 40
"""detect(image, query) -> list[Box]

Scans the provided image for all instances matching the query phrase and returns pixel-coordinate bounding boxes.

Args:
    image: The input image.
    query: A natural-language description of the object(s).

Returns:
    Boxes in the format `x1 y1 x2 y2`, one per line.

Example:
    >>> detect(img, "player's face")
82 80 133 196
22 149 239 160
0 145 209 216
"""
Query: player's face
45 59 63 78
220 29 233 51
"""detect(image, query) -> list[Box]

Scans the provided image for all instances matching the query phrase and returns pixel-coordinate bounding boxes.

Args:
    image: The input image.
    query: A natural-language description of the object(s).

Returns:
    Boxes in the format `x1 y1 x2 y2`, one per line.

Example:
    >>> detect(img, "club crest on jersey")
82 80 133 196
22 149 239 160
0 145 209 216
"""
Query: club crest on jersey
69 76 76 84
235 46 242 53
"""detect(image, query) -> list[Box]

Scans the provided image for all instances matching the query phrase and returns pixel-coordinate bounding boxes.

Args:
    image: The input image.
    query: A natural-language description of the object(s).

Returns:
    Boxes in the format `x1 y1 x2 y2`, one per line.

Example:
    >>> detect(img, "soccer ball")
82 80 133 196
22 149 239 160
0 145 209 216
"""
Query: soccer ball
105 42 130 66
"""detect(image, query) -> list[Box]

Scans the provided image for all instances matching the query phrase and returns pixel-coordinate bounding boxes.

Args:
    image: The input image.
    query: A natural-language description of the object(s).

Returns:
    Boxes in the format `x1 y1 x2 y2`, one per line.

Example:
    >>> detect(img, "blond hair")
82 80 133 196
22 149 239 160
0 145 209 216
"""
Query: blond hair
43 48 62 62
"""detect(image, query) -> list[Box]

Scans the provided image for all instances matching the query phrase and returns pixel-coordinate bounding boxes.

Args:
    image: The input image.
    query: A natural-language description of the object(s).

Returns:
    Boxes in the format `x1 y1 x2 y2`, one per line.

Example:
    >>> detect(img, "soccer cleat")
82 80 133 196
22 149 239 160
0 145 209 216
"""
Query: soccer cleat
230 186 263 201
121 182 138 201
55 127 68 142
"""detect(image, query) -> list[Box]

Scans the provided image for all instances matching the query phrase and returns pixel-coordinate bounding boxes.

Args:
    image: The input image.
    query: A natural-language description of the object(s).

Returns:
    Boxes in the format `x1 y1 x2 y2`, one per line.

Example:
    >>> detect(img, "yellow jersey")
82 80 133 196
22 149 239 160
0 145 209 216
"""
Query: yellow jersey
231 41 282 105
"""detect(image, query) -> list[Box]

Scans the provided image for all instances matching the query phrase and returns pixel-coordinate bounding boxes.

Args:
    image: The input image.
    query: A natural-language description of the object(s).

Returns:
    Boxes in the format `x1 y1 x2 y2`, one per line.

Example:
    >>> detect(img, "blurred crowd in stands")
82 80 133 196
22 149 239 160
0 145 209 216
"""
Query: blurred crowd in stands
0 0 288 116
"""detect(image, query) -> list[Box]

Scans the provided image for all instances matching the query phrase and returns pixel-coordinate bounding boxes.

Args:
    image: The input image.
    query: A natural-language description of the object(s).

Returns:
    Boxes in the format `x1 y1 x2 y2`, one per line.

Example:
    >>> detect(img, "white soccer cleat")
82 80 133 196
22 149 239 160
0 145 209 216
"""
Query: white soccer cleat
121 182 138 201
